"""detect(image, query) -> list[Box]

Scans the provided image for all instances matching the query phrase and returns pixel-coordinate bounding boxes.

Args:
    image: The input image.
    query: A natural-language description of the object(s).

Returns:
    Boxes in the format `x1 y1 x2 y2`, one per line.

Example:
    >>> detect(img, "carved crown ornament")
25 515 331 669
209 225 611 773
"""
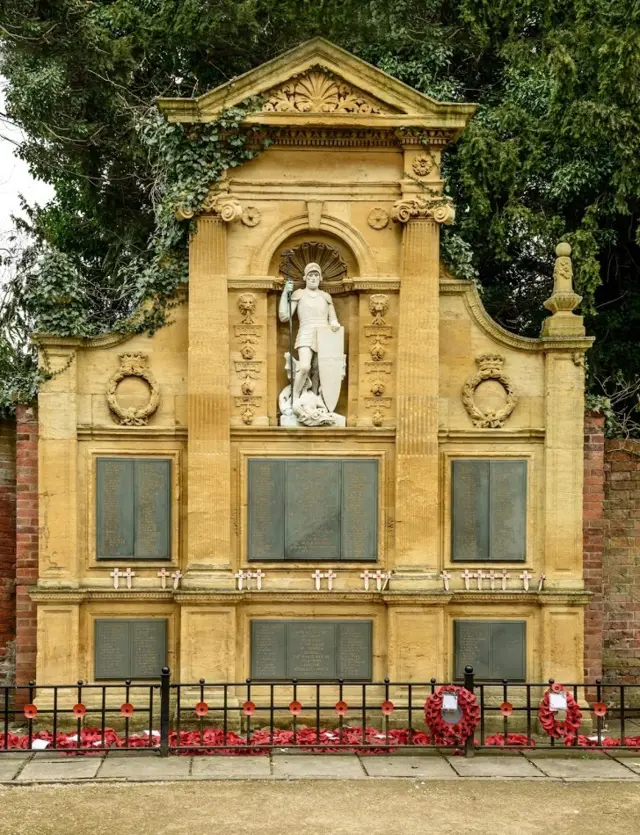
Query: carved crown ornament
391 195 455 225
106 353 160 426
263 67 393 115
461 354 518 429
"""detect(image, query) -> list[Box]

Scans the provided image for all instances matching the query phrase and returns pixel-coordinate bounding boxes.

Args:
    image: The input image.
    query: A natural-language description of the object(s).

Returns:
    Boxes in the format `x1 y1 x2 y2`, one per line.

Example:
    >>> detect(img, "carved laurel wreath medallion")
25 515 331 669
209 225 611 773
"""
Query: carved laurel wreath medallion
106 353 160 426
461 354 517 429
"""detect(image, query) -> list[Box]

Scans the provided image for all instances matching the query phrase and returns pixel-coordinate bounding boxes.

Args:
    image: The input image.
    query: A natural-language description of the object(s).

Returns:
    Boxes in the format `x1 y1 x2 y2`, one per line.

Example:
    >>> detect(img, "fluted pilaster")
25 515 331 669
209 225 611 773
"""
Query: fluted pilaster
187 215 231 567
395 217 440 568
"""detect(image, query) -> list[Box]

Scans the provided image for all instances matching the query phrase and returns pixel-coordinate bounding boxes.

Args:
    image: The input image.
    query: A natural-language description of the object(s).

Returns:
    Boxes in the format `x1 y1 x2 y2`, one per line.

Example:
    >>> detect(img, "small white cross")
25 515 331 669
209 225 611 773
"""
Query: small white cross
122 568 135 589
110 568 121 590
235 570 249 591
440 571 451 591
380 571 392 591
324 570 337 591
311 570 324 591
537 574 546 592
171 570 183 590
501 570 509 591
252 569 266 591
373 570 386 591
461 569 475 591
476 569 486 591
360 570 373 591
487 570 498 591
520 569 533 591
157 568 171 590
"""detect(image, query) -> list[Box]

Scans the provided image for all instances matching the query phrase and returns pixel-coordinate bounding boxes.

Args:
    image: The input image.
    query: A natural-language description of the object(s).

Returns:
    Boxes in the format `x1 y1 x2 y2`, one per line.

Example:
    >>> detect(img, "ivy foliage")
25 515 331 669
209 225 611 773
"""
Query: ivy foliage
0 0 639 430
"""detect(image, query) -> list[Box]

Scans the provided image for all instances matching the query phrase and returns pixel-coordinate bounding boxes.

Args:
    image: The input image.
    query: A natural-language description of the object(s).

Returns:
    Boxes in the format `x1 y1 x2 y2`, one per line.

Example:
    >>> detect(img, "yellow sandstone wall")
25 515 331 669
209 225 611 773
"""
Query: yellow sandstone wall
31 41 592 688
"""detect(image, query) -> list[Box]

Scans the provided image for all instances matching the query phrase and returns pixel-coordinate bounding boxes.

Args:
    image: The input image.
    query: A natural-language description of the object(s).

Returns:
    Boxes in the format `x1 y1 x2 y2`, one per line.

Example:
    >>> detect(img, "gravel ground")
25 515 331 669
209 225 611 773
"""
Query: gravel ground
0 780 639 835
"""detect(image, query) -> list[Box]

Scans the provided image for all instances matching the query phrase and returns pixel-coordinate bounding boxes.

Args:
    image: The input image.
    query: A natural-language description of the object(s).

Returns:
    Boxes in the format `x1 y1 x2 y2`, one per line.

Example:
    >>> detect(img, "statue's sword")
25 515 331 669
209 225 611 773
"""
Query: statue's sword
284 250 295 402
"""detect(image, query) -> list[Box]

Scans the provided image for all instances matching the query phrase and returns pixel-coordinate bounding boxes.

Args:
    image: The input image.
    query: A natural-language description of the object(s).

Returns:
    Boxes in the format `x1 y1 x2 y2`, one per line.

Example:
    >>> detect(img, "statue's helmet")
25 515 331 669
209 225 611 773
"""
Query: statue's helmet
303 262 322 282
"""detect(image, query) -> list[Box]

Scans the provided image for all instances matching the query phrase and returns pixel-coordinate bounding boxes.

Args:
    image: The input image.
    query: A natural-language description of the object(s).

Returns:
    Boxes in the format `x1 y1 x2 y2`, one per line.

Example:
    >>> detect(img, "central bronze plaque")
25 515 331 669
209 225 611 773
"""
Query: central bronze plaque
247 458 378 561
251 619 372 680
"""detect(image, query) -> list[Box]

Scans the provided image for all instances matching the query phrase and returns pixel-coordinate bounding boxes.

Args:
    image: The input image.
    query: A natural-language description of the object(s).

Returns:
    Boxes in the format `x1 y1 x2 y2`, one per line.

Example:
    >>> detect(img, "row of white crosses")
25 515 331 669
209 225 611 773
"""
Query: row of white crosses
313 570 392 592
440 569 546 592
109 567 183 590
234 569 393 592
360 570 392 592
235 570 266 591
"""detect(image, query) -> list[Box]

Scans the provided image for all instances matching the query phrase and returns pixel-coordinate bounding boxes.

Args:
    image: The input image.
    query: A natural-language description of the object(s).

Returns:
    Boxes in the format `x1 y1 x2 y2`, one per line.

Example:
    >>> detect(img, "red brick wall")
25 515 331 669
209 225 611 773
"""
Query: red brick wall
583 412 605 681
15 405 38 686
0 418 16 660
602 436 640 682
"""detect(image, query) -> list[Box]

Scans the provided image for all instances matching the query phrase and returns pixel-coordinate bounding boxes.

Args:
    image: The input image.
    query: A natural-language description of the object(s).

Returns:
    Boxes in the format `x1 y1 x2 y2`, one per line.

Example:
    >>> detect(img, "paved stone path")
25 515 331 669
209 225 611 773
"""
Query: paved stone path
1 750 640 783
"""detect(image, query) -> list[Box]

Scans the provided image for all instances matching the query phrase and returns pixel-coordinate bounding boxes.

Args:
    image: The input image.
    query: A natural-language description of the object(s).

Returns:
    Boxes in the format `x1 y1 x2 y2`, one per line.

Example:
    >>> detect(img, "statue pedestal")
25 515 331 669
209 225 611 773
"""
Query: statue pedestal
280 411 346 427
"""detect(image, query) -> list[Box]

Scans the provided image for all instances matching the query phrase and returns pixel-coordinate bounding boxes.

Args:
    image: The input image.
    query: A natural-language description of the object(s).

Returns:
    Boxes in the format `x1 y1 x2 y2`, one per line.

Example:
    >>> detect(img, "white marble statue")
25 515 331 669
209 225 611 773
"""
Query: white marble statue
278 262 346 427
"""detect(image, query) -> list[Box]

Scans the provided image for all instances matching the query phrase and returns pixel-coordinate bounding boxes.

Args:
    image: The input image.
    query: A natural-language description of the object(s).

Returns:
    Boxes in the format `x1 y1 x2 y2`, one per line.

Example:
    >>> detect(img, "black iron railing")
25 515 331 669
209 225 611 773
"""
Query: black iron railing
1 668 639 756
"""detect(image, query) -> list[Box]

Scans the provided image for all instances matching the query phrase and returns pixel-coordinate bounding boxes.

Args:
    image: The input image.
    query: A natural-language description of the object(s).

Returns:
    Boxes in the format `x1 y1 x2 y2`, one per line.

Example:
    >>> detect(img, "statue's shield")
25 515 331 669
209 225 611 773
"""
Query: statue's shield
316 326 345 413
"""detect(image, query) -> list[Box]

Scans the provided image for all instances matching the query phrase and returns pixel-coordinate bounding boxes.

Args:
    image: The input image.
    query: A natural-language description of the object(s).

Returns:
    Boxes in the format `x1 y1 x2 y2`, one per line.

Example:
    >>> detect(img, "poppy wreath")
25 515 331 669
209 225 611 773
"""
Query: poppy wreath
538 686 582 740
424 685 480 746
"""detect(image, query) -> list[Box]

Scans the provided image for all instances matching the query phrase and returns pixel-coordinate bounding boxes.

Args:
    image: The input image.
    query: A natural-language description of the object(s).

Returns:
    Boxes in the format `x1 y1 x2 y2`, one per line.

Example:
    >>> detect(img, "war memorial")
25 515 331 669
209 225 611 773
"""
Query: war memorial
29 39 593 689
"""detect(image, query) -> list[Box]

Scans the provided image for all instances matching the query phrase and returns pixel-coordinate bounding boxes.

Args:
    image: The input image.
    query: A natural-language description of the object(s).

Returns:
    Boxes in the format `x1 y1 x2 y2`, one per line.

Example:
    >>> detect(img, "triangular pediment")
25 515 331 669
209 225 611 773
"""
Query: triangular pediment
158 38 476 133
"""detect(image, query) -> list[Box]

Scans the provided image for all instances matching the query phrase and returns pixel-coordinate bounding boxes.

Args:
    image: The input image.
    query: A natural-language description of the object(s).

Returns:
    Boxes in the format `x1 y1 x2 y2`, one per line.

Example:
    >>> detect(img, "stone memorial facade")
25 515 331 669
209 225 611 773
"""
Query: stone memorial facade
29 39 593 687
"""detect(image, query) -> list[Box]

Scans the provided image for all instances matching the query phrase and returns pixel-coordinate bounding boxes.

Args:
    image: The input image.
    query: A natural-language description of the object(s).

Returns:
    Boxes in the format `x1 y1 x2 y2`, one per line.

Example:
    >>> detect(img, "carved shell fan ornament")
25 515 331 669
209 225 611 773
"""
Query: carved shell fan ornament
263 68 388 115
279 242 348 291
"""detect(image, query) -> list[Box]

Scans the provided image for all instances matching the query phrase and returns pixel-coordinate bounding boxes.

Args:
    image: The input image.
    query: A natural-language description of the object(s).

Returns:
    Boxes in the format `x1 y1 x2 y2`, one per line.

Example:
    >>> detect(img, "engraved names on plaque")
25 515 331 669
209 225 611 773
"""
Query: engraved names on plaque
134 459 171 559
247 459 285 559
286 460 341 560
94 619 167 679
97 459 134 558
451 459 527 562
97 458 171 560
250 620 373 680
454 620 525 680
247 458 378 561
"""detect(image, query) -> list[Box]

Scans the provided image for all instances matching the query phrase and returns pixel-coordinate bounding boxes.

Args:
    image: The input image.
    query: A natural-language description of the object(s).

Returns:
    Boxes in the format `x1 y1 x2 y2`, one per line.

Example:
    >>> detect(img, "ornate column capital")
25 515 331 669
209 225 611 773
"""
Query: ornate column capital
391 195 455 225
176 187 260 225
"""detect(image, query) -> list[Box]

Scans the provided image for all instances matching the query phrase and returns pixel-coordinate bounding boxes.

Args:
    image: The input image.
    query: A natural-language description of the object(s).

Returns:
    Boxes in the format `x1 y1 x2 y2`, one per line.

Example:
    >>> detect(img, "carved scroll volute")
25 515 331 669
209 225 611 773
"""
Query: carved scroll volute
231 292 267 426
360 293 396 427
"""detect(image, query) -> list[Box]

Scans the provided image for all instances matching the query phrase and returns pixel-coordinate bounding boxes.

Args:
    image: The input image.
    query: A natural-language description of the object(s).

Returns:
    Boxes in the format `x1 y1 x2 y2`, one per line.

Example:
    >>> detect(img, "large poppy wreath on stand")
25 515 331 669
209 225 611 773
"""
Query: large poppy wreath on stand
538 684 582 741
424 685 480 746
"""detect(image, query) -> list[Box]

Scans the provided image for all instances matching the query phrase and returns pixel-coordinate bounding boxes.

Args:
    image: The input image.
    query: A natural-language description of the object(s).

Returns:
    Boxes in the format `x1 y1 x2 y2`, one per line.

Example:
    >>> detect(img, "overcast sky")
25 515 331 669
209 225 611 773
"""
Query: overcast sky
0 86 54 244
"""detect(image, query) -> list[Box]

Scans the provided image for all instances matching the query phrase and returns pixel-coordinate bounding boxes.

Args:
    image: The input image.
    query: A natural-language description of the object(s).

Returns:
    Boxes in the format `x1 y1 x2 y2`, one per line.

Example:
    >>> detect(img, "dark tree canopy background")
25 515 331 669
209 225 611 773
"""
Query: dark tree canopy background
1 0 639 426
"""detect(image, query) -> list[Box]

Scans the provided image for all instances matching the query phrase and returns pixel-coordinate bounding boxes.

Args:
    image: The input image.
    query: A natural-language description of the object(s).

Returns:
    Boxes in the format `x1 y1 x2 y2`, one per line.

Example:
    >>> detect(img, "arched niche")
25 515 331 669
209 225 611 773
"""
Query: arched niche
253 213 376 278
268 230 361 425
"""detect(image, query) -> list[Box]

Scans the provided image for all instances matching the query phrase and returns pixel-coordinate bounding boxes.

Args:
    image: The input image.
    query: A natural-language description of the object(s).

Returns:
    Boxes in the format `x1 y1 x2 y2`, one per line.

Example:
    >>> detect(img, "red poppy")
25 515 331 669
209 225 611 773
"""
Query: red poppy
72 703 86 718
288 700 303 716
593 702 607 718
381 700 395 716
195 702 209 717
120 703 134 717
551 682 564 694
242 700 256 716
23 704 38 720
335 700 348 716
499 701 513 717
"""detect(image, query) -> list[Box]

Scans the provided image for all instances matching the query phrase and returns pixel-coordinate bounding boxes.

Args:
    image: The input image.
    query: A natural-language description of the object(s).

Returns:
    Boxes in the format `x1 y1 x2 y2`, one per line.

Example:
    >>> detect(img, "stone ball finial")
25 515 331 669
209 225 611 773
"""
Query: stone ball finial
556 242 571 258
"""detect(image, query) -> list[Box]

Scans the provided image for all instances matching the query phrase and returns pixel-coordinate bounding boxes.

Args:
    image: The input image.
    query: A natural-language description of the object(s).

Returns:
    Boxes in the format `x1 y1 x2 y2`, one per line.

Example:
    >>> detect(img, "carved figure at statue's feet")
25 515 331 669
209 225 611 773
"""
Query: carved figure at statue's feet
278 262 346 427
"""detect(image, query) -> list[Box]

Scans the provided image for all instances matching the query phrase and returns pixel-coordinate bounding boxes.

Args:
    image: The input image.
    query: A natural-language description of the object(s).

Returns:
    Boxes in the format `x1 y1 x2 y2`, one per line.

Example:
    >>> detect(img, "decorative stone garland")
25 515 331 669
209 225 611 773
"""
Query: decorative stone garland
461 353 517 428
106 353 160 426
